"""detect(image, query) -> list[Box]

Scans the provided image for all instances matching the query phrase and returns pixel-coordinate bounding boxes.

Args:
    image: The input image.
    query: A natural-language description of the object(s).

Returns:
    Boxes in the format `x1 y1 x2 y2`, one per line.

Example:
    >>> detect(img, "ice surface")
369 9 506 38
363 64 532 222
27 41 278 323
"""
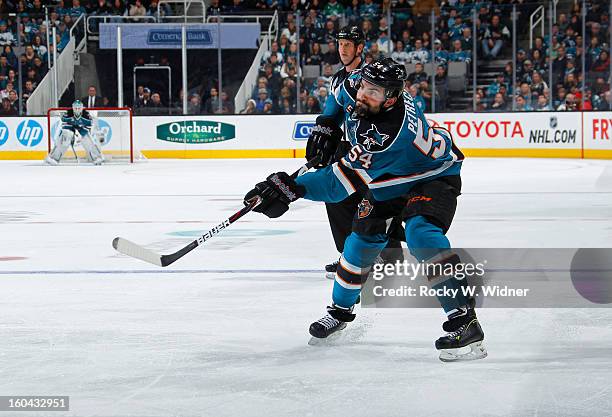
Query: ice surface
1 158 612 417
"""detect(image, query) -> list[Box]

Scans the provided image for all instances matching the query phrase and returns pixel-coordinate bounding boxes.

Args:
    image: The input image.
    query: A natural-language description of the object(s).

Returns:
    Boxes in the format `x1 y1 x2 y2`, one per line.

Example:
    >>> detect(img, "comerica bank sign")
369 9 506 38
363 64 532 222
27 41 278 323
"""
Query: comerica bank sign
99 23 261 50
147 29 213 46
156 121 236 144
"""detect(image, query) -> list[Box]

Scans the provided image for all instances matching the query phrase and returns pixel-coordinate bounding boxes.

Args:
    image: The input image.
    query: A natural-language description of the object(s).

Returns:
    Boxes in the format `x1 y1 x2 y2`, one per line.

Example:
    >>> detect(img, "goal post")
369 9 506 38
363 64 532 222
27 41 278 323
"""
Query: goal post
47 107 140 163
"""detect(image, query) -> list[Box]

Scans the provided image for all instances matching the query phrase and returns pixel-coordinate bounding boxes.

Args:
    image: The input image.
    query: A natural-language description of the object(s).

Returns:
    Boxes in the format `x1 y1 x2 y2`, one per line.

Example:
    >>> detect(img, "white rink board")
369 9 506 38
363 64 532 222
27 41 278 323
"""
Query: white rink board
0 116 47 151
1 112 611 159
129 112 584 152
583 112 612 154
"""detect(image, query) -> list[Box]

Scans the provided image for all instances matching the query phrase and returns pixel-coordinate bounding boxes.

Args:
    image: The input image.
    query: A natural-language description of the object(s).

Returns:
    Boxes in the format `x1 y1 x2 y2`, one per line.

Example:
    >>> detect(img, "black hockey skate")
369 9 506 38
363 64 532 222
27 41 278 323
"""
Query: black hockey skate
435 307 487 362
308 304 355 341
324 260 339 280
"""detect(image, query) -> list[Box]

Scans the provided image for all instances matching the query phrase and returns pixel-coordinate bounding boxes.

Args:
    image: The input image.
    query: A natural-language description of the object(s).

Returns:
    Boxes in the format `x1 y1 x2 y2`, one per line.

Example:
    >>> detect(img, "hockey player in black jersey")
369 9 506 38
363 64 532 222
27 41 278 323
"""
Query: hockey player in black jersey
244 58 486 362
308 26 404 279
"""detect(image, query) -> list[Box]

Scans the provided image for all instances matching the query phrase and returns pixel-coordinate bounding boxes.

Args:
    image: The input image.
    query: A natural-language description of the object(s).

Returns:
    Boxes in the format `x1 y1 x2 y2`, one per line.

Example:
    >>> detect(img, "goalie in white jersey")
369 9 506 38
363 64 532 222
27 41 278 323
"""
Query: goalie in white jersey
45 100 104 165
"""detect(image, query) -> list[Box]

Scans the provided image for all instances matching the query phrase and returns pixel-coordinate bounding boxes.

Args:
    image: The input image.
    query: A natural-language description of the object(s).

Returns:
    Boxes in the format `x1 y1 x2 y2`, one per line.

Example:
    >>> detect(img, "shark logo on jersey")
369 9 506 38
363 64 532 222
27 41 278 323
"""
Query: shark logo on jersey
348 73 360 89
359 124 390 152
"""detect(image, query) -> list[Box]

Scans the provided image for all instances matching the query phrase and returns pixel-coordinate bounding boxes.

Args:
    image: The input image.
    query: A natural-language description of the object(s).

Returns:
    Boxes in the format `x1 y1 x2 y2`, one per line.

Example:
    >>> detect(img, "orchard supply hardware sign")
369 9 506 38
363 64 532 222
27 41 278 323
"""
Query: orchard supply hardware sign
156 121 236 144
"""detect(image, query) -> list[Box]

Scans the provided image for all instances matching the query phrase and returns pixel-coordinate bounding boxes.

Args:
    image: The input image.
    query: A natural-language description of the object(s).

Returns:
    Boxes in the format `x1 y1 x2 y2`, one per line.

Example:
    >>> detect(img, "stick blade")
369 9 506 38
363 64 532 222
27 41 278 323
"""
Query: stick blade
112 237 163 267
160 254 177 267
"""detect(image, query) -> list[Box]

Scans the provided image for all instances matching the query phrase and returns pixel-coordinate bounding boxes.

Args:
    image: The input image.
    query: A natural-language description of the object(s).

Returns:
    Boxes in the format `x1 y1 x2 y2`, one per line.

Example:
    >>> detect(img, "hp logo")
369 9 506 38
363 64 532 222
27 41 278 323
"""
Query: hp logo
16 120 43 147
98 119 112 145
0 121 8 146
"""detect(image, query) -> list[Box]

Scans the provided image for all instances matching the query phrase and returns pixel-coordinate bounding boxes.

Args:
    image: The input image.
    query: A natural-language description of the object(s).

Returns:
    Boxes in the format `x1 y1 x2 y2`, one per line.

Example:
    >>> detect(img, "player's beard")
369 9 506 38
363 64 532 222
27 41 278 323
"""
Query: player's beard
353 99 382 119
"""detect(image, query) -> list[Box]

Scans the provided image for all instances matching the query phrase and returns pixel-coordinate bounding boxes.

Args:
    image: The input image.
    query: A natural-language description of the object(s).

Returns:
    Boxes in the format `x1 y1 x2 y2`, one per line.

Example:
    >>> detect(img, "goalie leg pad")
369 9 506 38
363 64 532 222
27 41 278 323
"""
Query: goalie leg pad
80 133 104 165
46 129 74 163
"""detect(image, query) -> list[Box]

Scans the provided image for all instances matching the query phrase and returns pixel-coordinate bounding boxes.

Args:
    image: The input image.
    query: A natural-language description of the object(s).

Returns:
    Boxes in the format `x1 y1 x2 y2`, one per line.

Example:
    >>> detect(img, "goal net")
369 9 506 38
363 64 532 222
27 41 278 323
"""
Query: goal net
47 107 143 163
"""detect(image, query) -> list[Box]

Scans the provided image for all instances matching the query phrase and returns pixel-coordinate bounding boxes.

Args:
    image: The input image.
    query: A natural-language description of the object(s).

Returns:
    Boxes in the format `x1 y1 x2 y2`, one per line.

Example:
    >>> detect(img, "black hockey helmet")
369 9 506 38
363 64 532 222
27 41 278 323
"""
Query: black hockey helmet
336 25 364 45
360 57 407 99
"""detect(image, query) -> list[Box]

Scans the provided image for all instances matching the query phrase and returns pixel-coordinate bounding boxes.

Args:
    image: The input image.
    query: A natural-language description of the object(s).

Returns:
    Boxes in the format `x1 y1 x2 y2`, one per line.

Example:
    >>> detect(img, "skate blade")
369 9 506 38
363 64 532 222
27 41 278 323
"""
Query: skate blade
439 341 487 362
44 157 59 166
324 271 335 280
307 323 347 346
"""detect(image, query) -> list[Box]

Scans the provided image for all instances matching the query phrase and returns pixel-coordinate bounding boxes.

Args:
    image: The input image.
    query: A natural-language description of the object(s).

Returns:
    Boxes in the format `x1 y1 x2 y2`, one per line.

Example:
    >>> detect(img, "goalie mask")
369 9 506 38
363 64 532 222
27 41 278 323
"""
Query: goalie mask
72 100 84 118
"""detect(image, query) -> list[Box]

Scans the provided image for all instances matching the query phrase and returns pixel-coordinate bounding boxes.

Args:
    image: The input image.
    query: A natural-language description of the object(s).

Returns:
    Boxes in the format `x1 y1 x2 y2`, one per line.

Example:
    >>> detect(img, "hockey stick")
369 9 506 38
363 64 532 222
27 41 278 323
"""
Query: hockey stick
71 143 80 164
112 155 321 267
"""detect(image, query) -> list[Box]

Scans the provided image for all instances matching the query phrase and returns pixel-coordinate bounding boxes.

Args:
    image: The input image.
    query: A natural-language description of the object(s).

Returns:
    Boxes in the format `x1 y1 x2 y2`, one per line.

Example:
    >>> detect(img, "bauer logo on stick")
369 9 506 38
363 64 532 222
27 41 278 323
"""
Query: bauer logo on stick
200 219 231 242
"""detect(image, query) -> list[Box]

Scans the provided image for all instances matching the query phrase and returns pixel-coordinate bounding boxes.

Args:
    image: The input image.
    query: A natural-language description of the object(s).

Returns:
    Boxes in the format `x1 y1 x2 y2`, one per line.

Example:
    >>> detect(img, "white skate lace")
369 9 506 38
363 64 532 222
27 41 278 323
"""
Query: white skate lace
317 314 340 330
446 324 467 339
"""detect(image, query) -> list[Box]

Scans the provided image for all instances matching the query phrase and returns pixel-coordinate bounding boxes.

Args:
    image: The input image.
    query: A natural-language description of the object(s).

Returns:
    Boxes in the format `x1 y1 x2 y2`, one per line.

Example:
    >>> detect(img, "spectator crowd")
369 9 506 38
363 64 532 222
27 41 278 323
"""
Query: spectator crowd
0 0 610 115
243 0 610 113
0 0 170 115
476 0 611 111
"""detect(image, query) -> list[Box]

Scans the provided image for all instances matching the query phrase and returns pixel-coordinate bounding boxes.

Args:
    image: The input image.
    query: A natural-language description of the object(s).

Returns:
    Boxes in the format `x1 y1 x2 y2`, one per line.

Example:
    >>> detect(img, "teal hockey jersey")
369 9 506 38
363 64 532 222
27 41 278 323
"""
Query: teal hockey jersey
296 70 464 202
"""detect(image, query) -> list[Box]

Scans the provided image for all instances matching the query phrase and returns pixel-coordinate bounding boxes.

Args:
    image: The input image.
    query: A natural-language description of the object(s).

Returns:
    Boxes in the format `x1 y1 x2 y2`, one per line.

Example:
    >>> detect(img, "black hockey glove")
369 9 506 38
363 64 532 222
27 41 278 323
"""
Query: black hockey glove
334 140 353 162
305 116 344 168
244 172 306 218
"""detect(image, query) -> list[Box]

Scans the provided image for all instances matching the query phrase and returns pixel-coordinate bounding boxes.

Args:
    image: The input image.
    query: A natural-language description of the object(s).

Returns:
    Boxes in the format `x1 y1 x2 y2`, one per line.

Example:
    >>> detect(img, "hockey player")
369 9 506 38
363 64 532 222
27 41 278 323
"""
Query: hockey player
45 100 104 166
244 58 486 362
308 25 404 279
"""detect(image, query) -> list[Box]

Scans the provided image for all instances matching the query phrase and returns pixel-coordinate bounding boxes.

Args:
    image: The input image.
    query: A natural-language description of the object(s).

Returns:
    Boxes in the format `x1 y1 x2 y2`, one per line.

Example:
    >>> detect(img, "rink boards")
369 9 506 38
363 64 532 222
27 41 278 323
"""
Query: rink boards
0 111 611 160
